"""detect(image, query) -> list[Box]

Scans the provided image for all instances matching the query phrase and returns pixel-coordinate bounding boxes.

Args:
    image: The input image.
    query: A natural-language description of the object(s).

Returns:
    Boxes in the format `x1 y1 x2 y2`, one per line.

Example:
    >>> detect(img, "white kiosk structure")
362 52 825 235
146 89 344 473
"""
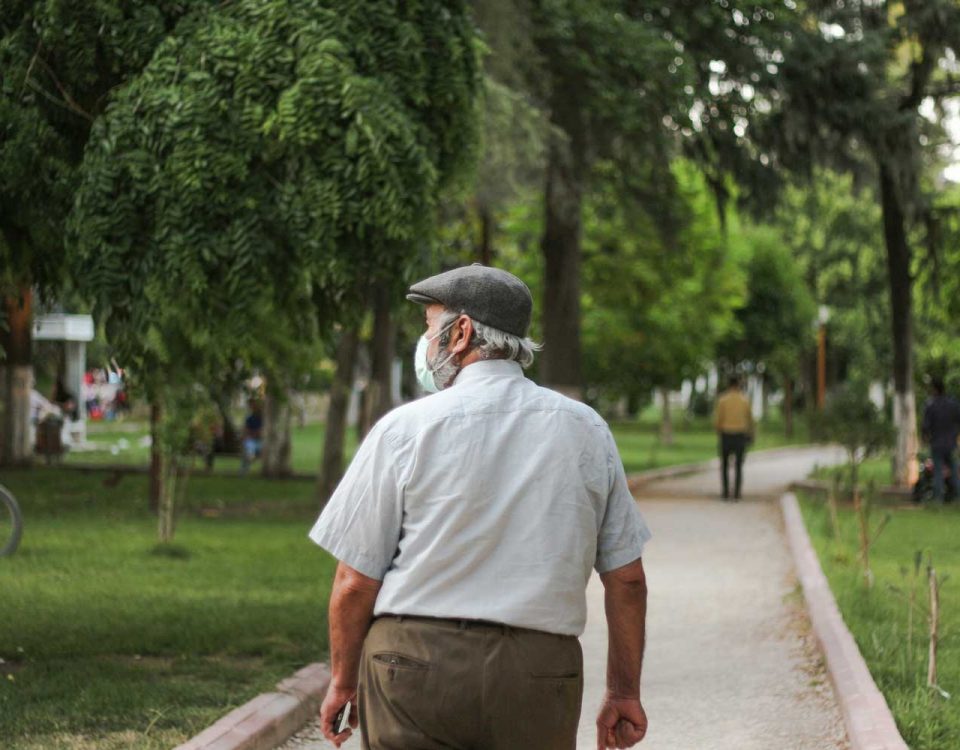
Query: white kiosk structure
32 314 95 446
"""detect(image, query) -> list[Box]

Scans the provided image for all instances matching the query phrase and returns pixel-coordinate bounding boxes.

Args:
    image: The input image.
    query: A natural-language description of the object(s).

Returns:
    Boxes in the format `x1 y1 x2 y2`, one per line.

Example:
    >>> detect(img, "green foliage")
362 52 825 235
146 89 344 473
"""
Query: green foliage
62 0 481 541
67 0 481 413
771 0 960 182
774 169 892 385
474 75 549 212
720 223 816 376
0 2 206 293
581 160 745 404
816 383 895 462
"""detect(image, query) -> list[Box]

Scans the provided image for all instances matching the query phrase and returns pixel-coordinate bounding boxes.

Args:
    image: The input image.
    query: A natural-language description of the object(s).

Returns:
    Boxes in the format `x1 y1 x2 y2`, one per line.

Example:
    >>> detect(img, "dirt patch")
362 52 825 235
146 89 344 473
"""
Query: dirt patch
782 576 851 750
193 501 312 520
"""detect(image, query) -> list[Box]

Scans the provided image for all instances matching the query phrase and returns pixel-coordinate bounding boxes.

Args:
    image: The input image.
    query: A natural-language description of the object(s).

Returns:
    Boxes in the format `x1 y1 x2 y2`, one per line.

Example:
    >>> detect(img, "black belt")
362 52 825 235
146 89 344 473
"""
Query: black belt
380 614 572 639
384 613 510 630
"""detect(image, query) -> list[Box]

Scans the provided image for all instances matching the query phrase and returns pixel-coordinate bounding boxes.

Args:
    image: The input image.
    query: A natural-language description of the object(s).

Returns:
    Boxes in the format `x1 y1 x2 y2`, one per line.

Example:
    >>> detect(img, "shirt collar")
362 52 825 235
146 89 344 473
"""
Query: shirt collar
452 359 524 386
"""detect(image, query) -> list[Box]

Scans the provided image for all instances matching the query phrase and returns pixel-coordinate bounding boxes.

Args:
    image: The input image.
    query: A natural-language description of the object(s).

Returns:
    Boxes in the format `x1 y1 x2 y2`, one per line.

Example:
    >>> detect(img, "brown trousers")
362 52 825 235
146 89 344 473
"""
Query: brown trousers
359 616 583 750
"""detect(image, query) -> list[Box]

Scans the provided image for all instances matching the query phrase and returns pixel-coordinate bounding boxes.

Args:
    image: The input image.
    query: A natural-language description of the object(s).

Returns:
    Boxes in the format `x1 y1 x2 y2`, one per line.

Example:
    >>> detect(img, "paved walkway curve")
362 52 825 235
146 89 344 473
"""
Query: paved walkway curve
281 446 850 750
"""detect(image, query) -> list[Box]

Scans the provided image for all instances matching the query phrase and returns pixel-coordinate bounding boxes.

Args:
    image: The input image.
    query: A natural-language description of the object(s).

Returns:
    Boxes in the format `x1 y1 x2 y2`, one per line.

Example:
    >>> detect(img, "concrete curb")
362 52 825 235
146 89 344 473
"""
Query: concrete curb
780 493 908 750
173 663 330 750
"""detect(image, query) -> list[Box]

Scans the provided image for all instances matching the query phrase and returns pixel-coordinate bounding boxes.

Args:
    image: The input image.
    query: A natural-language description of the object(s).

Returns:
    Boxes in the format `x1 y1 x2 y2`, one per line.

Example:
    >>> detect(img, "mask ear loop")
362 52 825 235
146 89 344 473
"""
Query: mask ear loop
427 313 467 376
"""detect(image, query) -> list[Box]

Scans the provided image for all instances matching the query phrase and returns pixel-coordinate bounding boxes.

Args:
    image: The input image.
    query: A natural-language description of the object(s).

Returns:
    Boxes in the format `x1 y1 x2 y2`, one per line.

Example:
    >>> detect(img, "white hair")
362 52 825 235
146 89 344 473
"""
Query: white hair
437 310 542 369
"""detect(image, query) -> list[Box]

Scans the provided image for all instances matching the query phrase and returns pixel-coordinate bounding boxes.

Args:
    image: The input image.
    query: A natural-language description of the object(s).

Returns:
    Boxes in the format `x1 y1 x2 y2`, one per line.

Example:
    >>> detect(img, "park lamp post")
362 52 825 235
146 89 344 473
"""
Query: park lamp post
817 305 830 411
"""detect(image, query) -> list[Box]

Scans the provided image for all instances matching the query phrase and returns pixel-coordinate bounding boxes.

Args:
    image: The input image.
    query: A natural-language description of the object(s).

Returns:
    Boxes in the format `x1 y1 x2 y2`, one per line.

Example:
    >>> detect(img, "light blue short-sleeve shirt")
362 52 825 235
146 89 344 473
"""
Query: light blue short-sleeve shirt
309 359 651 636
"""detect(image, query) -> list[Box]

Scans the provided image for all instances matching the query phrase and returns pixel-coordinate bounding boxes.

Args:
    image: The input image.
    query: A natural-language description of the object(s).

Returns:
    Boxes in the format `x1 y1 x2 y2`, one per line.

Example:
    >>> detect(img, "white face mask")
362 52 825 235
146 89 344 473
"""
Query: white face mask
414 321 457 394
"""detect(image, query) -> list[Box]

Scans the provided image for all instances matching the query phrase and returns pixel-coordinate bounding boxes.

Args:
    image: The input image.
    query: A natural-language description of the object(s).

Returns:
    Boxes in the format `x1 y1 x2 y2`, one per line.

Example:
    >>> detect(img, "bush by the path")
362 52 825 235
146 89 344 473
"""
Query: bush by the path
801 497 959 750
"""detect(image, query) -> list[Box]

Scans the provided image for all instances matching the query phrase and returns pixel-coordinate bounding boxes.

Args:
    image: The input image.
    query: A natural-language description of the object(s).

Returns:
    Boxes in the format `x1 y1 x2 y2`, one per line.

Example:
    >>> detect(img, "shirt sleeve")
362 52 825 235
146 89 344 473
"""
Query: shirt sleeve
595 427 652 574
308 421 407 580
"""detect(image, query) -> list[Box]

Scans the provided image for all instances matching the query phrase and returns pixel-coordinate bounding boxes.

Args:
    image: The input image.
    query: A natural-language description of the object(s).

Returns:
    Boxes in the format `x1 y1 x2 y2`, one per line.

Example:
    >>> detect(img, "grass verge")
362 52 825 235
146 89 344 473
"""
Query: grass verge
0 470 333 749
799 494 959 749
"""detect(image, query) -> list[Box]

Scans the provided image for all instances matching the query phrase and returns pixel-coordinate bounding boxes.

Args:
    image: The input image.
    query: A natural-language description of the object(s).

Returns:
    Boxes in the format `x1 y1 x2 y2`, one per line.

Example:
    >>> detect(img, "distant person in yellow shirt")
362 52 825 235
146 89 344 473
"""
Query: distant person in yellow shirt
713 376 755 500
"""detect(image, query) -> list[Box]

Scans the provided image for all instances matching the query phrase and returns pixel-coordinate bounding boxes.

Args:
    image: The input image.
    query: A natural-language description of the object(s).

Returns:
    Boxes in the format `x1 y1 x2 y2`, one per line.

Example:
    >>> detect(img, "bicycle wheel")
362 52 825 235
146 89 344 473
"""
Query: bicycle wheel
0 483 23 557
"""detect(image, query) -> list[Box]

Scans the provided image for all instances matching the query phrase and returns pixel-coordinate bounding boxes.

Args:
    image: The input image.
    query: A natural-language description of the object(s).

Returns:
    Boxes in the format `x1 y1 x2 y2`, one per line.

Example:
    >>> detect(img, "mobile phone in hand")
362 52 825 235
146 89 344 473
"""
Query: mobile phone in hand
334 700 351 734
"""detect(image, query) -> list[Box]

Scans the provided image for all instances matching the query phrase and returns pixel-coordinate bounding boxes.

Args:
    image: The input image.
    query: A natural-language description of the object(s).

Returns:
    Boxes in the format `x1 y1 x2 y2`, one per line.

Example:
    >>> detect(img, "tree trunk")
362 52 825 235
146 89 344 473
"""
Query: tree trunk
478 206 494 266
210 392 240 454
659 387 673 446
0 287 33 467
317 328 360 507
761 375 770 421
149 401 162 512
261 385 292 477
360 285 395 434
157 451 176 544
540 133 584 399
879 162 918 487
626 391 641 419
783 376 794 439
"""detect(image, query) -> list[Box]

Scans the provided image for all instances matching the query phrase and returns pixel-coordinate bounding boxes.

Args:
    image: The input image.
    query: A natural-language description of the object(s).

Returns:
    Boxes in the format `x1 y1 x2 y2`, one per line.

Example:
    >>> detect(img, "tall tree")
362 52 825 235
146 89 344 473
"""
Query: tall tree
479 2 796 398
529 1 682 397
770 0 960 484
718 224 816 433
0 1 202 464
317 326 360 506
69 0 481 541
580 161 745 414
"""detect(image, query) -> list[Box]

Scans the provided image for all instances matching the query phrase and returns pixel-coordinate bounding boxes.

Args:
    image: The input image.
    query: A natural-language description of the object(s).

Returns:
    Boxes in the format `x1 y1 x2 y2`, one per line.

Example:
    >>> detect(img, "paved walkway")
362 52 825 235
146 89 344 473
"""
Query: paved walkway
281 446 850 750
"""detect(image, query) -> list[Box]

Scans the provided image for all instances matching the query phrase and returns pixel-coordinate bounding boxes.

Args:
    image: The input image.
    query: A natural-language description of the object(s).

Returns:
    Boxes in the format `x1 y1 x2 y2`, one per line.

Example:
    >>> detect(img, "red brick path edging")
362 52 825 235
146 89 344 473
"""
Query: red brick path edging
780 493 908 750
173 663 330 750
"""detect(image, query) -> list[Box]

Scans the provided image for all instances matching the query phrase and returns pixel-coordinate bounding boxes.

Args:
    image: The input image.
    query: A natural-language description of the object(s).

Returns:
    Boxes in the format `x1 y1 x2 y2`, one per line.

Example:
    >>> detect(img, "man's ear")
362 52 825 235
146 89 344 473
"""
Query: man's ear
450 315 474 354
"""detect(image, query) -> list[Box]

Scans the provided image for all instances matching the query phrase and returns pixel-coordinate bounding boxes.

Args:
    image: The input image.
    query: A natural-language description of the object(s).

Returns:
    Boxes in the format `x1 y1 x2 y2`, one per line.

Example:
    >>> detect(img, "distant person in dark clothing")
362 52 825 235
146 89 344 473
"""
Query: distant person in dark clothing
52 377 78 421
713 376 755 500
242 399 263 472
921 378 960 502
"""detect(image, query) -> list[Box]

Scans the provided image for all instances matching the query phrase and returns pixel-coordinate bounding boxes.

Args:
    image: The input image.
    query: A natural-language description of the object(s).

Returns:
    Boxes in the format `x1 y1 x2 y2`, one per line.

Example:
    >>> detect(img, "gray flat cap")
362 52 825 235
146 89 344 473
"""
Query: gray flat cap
407 264 533 337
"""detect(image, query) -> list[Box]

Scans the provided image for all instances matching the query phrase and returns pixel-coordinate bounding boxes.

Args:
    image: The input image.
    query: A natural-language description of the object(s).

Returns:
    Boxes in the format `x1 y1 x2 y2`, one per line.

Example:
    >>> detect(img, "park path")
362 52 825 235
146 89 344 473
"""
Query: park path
280 445 850 750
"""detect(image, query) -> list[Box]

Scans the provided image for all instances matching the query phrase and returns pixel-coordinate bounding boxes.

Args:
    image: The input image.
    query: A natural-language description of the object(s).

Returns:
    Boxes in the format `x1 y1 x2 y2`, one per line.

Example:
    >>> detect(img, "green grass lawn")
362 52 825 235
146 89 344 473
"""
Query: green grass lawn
63 421 359 476
0 470 334 749
811 455 895 488
800 496 960 749
611 416 807 474
69 414 807 476
0 414 808 747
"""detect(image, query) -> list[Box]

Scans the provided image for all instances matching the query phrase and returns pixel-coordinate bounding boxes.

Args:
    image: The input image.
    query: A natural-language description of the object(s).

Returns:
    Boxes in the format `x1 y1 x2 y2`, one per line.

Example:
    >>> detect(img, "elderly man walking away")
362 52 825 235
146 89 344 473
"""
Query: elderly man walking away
308 265 652 750
713 376 755 500
921 377 960 502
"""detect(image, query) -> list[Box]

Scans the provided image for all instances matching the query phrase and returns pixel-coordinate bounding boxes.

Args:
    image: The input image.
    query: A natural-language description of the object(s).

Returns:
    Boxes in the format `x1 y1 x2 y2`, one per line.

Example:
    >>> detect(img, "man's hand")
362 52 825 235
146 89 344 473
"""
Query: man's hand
599 558 647 749
322 561 382 747
319 683 359 747
596 693 648 749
